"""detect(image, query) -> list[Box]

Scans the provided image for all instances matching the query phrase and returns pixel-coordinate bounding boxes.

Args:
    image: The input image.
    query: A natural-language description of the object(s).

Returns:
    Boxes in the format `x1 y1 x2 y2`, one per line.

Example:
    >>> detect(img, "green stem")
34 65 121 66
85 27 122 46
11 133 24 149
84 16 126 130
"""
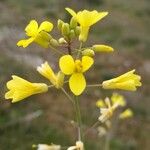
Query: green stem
74 96 82 141
104 132 110 150
49 45 65 55
61 88 74 104
87 84 102 87
83 121 100 137
76 42 83 59
67 41 72 55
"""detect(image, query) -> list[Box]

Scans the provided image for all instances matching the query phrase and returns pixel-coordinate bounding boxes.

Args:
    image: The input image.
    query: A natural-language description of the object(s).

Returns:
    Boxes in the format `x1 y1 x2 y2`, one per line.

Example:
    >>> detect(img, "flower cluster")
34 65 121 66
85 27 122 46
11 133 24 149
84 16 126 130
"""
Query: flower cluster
96 93 133 137
4 7 142 149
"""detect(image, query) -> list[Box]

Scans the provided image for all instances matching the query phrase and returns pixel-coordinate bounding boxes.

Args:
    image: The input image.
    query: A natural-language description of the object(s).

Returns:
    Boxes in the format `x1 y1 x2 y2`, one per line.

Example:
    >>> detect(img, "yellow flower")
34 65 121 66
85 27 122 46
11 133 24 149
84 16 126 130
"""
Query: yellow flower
17 20 53 48
111 93 126 107
119 108 133 119
37 61 64 89
102 70 142 91
5 75 48 103
59 55 94 95
92 44 114 52
66 8 108 42
98 97 118 123
67 141 84 150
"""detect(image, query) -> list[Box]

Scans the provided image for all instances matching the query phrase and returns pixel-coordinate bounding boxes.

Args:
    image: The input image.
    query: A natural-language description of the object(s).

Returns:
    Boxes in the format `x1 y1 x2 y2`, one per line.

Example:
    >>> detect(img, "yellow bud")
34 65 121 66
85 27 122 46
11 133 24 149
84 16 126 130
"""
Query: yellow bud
50 39 59 47
58 38 67 44
56 71 65 89
69 30 76 39
82 49 95 57
62 23 70 36
75 26 81 36
93 45 114 52
57 19 64 31
70 17 77 29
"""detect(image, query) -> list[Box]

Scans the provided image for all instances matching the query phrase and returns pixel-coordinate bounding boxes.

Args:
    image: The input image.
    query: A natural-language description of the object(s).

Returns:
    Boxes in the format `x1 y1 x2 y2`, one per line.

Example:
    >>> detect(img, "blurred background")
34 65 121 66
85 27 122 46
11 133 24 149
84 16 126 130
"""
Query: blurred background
0 0 149 149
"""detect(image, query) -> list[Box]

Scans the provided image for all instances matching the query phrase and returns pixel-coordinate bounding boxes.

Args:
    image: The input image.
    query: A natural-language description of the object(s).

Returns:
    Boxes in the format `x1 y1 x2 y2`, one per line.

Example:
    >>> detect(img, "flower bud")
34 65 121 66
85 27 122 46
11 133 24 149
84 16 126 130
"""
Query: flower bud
69 30 75 39
58 38 67 44
57 19 64 31
56 71 65 89
70 17 77 29
50 39 59 47
82 49 95 57
93 45 114 52
75 26 81 36
62 23 70 36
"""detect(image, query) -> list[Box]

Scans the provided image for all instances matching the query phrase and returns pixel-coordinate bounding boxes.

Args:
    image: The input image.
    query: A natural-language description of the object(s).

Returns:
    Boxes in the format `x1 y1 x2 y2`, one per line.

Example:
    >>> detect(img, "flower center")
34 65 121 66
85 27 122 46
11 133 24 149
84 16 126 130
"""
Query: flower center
74 60 83 73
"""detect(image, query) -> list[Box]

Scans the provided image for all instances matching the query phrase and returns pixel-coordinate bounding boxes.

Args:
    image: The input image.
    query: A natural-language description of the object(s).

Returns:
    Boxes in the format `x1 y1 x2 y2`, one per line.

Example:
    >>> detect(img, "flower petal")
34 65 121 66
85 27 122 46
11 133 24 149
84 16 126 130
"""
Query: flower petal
35 31 51 48
38 21 53 32
69 73 86 95
59 55 75 75
25 20 38 36
79 26 89 42
82 56 94 72
17 37 34 48
65 8 77 17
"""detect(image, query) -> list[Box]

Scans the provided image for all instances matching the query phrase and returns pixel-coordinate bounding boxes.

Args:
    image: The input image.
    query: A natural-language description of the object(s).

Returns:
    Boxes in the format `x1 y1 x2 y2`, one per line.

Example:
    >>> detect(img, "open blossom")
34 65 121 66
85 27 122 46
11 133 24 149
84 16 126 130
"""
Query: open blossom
102 70 142 91
5 75 48 103
66 8 108 42
67 141 84 150
17 20 53 48
37 61 64 89
98 97 118 123
59 55 94 95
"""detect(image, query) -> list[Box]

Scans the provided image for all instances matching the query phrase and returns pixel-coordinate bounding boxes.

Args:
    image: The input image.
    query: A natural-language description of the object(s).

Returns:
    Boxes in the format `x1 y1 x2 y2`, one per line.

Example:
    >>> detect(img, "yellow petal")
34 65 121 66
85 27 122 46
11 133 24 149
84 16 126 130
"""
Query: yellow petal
5 90 14 99
115 80 137 91
38 21 53 32
96 99 105 108
90 11 108 26
113 70 135 83
119 109 133 119
82 56 94 72
25 20 38 36
111 93 126 107
17 37 34 48
5 75 48 102
35 31 51 48
65 8 77 17
77 10 108 27
69 73 86 95
79 26 89 42
37 61 57 85
59 55 75 75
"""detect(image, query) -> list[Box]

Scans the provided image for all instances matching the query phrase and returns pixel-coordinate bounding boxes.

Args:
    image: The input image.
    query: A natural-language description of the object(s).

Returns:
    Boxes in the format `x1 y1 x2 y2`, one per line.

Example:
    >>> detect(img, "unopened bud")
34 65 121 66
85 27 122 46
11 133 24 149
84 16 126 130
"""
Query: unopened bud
82 49 95 57
56 71 64 89
58 38 67 44
57 19 64 31
69 30 75 39
50 39 59 47
75 26 81 36
62 23 70 36
70 17 77 29
93 45 114 52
